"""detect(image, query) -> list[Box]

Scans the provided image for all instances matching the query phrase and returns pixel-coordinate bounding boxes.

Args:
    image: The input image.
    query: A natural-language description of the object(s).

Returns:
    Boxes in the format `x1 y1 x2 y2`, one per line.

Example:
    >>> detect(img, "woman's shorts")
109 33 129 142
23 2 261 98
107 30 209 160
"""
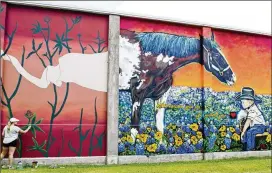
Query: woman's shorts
2 140 17 147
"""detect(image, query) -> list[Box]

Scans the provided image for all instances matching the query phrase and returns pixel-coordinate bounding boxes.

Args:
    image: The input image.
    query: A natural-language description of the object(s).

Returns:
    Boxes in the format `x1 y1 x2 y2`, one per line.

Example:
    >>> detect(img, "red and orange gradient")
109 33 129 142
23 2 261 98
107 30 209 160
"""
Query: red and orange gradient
1 3 108 157
121 17 272 95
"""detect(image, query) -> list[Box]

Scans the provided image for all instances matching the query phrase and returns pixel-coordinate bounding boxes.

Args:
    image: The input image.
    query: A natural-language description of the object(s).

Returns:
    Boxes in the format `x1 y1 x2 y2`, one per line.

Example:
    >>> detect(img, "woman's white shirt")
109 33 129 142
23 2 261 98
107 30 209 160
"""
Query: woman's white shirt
3 125 21 144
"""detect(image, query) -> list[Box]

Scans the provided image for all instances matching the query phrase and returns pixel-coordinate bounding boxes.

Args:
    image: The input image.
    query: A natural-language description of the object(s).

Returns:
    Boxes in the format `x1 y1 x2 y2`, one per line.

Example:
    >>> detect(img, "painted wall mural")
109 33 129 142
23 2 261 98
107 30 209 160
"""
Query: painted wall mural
1 2 271 159
118 17 271 155
0 3 108 157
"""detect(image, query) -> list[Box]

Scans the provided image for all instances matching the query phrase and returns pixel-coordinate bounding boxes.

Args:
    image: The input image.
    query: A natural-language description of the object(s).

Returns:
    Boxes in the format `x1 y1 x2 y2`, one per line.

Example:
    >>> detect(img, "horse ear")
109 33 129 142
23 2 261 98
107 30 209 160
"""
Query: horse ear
211 31 215 41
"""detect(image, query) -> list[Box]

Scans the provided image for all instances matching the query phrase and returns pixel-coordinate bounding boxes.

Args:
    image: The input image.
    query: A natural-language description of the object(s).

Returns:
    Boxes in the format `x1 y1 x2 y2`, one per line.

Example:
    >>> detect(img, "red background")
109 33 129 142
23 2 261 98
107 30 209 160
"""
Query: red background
1 3 108 157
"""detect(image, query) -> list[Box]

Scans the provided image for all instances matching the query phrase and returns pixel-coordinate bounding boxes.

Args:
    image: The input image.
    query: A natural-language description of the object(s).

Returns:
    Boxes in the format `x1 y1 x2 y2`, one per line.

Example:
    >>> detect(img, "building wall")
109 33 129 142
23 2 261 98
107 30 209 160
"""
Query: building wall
0 2 271 160
118 17 271 155
0 3 108 158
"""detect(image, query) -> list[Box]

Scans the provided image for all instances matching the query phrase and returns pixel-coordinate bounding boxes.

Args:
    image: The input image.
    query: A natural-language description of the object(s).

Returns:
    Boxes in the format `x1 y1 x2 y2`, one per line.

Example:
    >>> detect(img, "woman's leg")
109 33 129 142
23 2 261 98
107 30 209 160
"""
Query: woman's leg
8 146 16 167
0 146 8 161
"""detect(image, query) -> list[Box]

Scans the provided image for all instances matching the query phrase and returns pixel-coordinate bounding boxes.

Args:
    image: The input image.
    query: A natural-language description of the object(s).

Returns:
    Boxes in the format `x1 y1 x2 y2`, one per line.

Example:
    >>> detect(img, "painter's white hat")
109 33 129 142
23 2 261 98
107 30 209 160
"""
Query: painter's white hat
10 117 20 122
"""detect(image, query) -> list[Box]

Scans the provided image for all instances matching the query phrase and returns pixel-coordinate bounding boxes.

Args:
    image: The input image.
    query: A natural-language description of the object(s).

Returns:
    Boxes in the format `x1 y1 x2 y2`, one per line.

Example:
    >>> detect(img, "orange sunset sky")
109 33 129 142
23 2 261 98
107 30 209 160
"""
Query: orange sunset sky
1 3 109 125
121 17 272 95
1 4 271 126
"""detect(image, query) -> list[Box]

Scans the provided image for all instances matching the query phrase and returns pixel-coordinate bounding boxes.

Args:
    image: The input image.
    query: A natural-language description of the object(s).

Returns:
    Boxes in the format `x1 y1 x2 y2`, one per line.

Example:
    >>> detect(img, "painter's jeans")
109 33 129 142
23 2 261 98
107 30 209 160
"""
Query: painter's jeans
242 124 266 151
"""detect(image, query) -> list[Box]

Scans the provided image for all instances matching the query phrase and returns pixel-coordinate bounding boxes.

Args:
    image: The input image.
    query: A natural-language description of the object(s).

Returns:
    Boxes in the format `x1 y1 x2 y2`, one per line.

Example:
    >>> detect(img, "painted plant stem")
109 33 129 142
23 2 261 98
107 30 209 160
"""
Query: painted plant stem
0 22 19 118
16 136 22 157
68 108 91 156
1 46 25 118
57 128 65 157
89 97 105 156
32 20 59 156
30 18 70 156
45 83 69 156
88 31 107 53
0 20 45 157
32 17 81 156
16 115 32 157
89 97 98 156
0 23 18 58
78 34 86 54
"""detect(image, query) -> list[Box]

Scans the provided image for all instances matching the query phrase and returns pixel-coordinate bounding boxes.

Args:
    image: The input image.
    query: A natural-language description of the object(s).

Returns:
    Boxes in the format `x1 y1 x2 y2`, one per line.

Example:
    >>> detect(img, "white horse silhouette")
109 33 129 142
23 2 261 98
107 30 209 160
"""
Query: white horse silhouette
1 50 108 92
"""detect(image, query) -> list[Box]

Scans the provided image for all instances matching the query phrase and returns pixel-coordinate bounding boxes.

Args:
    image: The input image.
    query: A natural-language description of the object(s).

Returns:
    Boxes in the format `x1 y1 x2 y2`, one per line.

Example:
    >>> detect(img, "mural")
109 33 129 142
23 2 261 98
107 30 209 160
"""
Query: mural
0 3 108 157
203 29 272 152
0 3 271 159
118 17 271 155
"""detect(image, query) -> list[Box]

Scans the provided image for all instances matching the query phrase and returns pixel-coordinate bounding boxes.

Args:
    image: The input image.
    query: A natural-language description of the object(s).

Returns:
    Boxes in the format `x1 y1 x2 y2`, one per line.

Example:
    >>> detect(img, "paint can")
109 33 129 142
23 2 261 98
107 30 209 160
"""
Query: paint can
17 161 23 170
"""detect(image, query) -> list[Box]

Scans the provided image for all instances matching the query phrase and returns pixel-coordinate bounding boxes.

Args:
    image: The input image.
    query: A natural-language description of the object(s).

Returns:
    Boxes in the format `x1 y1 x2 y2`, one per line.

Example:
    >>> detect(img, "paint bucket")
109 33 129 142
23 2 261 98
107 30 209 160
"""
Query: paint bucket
17 161 23 170
32 161 38 168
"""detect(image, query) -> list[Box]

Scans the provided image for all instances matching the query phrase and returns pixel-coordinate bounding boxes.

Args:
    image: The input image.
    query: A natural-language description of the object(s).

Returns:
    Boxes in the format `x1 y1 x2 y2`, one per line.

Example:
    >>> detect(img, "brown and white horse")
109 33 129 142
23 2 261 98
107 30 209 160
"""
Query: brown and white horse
119 29 236 141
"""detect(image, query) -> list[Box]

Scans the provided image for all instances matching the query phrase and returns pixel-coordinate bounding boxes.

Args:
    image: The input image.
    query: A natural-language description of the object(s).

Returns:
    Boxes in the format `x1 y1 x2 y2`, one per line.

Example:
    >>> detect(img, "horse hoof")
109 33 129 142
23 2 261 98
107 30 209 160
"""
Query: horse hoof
131 128 139 142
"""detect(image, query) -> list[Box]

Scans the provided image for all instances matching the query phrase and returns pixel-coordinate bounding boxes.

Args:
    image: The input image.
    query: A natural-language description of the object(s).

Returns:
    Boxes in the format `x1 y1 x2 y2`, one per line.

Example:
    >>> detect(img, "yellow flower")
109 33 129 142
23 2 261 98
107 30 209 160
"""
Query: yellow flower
125 118 130 123
146 127 151 132
190 136 198 145
167 123 172 130
139 134 148 143
190 123 199 131
221 132 226 137
175 137 183 147
232 133 240 141
167 123 176 130
197 131 203 139
220 145 226 151
126 135 134 143
121 136 127 142
219 125 226 132
229 127 235 133
266 134 271 143
155 131 163 140
147 144 157 153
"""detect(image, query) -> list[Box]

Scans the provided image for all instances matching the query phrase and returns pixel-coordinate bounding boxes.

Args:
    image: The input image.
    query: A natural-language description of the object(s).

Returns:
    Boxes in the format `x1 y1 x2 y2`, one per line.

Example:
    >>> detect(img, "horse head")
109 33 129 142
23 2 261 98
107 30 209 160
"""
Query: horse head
202 31 236 86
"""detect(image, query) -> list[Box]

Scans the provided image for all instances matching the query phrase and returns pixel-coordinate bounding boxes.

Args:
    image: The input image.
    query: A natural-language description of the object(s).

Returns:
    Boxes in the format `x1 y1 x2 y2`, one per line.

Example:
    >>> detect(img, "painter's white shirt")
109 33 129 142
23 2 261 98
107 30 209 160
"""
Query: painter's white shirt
237 104 265 127
3 125 21 144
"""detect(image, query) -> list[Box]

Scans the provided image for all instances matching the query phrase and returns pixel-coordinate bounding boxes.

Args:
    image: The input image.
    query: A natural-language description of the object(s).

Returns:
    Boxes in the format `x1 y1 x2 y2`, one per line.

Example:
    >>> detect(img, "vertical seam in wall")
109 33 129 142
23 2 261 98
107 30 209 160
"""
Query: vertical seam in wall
201 27 205 160
106 15 120 164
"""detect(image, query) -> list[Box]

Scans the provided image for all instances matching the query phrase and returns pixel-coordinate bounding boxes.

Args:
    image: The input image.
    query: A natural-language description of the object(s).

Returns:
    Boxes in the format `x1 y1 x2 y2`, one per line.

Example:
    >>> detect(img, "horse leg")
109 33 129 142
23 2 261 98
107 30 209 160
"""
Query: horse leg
131 100 142 142
130 77 145 143
155 87 171 144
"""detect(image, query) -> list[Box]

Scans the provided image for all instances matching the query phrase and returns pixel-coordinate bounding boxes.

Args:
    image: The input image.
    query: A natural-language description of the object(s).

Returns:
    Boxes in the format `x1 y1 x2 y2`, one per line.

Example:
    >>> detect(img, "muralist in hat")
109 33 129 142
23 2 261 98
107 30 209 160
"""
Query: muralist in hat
235 87 262 103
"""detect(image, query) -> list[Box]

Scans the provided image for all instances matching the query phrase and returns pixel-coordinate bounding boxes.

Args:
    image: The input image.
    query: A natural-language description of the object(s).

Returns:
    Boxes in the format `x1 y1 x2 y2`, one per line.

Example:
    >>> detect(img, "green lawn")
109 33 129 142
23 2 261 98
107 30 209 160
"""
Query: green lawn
1 157 271 173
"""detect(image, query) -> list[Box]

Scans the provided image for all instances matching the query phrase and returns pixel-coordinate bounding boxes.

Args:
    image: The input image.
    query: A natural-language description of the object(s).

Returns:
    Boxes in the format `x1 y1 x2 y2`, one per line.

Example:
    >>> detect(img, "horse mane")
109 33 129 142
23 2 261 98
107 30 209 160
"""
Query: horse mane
136 32 200 58
120 29 138 44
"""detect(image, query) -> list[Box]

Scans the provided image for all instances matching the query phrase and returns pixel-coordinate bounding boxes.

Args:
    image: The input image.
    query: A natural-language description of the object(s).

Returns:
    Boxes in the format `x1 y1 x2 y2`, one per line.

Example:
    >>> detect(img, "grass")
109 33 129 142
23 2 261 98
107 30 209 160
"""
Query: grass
1 157 271 173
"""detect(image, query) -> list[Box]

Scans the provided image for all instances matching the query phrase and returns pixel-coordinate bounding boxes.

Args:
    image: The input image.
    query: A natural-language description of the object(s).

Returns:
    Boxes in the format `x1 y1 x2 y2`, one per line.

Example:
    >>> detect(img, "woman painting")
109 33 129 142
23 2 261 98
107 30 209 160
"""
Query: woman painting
0 118 31 169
